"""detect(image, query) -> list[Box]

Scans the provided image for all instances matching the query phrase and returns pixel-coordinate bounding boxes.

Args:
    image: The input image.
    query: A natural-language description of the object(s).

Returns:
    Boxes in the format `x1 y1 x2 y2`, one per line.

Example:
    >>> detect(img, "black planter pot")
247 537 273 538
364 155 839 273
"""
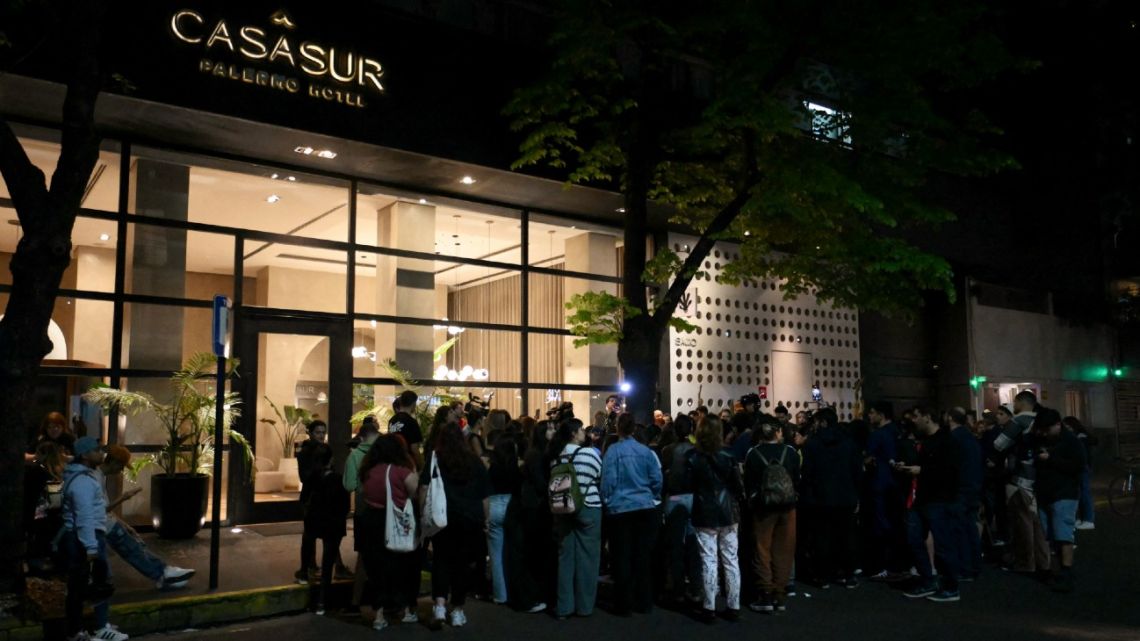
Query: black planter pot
151 473 210 539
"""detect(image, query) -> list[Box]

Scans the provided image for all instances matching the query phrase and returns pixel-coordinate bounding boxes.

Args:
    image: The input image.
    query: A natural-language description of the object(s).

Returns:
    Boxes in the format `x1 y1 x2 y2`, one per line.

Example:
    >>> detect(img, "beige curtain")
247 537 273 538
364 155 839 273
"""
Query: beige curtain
447 264 565 418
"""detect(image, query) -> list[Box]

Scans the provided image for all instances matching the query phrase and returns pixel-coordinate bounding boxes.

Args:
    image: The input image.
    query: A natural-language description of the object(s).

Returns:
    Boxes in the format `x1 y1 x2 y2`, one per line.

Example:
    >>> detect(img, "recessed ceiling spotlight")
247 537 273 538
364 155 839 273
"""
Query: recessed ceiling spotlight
286 176 296 182
418 198 428 204
316 150 337 159
266 194 281 203
459 176 476 185
270 173 279 179
98 233 110 241
294 146 314 155
616 207 626 213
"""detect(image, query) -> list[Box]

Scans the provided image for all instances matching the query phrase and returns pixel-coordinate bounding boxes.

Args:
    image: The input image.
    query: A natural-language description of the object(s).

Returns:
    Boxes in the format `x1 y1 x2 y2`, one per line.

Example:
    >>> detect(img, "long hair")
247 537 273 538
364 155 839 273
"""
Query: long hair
529 419 551 455
40 411 71 438
435 422 477 481
695 417 724 454
545 420 581 464
490 432 519 470
359 434 414 483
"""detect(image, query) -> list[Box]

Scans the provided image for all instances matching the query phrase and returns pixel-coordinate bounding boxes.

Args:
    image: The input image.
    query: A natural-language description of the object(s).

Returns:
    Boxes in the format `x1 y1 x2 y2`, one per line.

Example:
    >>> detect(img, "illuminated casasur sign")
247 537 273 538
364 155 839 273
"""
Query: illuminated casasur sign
170 9 384 108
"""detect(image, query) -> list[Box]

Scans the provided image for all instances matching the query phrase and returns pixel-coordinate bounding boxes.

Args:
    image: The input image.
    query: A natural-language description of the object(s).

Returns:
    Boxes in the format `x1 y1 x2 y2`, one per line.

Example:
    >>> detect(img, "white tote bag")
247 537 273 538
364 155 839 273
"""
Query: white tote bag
421 455 448 538
384 465 417 552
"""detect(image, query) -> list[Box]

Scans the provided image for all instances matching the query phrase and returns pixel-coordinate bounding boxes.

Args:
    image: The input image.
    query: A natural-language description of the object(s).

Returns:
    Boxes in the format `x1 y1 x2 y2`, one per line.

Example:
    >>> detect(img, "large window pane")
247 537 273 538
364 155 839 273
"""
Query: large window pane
528 334 618 419
351 319 520 384
47 297 114 367
529 213 622 278
528 272 619 330
121 303 212 370
243 239 347 314
355 184 523 265
130 147 349 243
126 223 238 299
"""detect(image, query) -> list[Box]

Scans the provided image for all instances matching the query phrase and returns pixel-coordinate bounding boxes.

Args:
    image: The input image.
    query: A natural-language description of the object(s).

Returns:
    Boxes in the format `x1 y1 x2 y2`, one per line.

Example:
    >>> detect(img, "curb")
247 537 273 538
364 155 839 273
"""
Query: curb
1 584 308 641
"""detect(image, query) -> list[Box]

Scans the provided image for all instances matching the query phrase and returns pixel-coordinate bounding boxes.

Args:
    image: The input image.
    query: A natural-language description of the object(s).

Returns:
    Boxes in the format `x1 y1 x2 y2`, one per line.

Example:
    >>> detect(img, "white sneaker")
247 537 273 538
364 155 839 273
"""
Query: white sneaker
92 624 129 641
372 617 388 631
526 602 547 613
448 609 467 627
401 610 419 623
432 604 447 625
1075 521 1095 531
159 566 195 589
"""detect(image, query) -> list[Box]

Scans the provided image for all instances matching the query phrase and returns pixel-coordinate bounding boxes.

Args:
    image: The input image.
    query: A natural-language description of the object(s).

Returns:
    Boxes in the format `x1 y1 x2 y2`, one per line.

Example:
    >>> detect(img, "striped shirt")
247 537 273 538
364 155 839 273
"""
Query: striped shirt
555 444 603 509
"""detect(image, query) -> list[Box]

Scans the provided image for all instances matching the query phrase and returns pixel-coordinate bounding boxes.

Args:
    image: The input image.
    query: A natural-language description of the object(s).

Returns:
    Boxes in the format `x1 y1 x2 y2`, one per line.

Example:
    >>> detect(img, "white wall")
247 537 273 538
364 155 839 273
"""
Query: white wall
971 298 1117 428
667 234 862 419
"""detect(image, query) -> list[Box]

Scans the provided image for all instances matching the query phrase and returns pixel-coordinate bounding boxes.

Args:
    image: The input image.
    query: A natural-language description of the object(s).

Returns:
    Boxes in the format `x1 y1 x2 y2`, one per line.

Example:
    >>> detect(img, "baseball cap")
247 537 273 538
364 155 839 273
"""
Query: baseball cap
73 436 101 457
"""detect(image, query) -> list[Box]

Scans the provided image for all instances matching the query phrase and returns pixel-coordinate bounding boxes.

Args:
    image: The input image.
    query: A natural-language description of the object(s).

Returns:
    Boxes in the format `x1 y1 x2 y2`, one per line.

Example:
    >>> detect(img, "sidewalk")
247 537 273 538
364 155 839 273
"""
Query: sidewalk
2 523 357 641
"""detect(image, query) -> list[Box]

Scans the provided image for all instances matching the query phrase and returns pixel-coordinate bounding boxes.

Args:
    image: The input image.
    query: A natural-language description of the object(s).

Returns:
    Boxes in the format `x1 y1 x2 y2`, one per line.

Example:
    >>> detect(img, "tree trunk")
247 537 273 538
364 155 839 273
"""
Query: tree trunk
0 0 105 595
618 314 665 424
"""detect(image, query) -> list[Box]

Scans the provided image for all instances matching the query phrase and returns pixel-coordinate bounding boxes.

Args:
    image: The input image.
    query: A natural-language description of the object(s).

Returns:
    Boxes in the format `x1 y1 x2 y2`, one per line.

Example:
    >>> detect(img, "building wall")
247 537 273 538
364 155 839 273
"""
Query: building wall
970 294 1117 428
667 235 862 419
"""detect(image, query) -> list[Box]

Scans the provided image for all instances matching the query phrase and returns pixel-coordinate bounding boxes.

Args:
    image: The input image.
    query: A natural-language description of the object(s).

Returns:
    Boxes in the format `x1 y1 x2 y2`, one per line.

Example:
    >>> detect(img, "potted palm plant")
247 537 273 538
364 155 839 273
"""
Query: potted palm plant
259 397 317 489
84 352 251 539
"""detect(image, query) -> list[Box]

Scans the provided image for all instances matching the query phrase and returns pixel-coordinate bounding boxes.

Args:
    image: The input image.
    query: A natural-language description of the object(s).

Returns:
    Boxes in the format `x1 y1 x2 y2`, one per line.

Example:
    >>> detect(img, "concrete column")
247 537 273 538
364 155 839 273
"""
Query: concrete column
563 232 618 417
375 201 436 380
126 159 188 370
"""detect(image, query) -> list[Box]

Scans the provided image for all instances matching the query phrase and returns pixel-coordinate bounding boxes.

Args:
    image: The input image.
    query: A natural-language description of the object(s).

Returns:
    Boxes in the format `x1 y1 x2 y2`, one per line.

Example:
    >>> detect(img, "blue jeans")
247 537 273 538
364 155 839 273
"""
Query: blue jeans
907 503 961 592
1078 467 1095 523
487 494 512 603
556 506 602 617
957 500 982 578
106 517 166 582
64 530 109 635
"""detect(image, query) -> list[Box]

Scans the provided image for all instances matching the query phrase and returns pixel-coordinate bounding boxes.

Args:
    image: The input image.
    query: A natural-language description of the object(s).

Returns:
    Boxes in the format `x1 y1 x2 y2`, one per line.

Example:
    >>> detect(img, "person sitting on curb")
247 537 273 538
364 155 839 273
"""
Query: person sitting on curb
99 446 196 590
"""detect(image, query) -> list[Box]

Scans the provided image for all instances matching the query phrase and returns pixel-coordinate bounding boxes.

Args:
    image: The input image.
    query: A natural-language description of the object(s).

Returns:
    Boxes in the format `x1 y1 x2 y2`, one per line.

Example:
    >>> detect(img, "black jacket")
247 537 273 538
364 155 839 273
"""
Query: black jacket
304 468 350 539
686 449 743 528
1035 429 1085 504
800 426 862 507
916 427 960 506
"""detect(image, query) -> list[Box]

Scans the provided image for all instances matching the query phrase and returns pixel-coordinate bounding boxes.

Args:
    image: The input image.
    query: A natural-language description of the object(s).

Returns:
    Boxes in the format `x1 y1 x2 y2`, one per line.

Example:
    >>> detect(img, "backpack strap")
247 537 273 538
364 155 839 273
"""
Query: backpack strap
778 447 788 465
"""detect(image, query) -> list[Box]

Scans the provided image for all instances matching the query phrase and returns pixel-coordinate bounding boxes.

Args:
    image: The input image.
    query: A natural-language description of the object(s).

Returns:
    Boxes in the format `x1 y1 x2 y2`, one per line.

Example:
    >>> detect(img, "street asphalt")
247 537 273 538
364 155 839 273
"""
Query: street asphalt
138 508 1140 641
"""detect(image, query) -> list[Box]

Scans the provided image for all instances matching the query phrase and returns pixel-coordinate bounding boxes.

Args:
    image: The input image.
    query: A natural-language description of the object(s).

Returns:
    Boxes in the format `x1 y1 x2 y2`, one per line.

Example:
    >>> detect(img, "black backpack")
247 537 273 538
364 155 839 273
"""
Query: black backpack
748 446 797 509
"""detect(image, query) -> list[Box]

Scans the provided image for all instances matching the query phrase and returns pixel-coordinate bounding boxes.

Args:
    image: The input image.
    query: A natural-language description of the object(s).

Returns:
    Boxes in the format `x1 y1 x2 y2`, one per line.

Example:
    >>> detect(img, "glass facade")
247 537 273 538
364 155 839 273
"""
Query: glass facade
0 125 624 524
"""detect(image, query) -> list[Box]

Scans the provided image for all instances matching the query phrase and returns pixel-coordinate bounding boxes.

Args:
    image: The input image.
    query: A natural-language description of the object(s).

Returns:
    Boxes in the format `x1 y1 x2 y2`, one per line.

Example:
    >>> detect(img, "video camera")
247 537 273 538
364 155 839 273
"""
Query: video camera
464 392 494 424
546 401 575 422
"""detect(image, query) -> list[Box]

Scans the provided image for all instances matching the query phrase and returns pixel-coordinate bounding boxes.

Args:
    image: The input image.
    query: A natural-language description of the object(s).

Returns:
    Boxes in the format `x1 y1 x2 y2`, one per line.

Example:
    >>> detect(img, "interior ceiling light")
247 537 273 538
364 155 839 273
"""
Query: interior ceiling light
266 194 281 203
459 176 477 185
294 146 314 155
316 150 337 159
286 176 296 181
419 198 428 204
98 233 110 241
270 173 279 179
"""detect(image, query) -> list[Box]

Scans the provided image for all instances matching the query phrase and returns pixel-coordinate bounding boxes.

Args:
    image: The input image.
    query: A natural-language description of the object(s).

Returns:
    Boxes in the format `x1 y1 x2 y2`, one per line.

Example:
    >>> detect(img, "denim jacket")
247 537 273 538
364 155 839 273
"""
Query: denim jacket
601 437 662 515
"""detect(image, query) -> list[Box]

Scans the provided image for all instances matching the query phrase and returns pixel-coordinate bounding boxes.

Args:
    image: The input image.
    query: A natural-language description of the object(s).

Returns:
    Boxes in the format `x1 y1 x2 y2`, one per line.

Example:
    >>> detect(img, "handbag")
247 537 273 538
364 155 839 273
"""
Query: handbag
384 465 416 552
421 455 448 537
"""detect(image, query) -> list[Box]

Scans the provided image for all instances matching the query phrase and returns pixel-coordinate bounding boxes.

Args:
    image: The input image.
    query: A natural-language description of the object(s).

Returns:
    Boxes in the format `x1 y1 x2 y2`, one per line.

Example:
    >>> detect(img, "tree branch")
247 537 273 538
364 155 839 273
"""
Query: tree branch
652 181 756 326
0 118 48 222
49 0 106 216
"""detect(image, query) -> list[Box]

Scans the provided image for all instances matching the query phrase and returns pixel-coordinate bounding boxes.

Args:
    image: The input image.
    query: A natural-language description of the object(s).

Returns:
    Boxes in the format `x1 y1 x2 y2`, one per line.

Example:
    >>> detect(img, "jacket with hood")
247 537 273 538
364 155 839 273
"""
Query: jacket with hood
800 426 862 507
62 462 106 554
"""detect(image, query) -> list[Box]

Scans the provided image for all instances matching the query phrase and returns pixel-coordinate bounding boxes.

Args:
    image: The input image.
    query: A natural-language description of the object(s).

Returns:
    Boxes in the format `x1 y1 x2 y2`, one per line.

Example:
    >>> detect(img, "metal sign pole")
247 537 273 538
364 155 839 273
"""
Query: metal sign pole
209 295 231 591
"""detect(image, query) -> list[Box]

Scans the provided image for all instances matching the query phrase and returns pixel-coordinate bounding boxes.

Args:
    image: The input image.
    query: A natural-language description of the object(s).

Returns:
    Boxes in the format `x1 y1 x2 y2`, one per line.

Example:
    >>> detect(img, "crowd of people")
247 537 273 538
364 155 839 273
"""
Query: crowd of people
22 386 1097 639
288 388 1096 631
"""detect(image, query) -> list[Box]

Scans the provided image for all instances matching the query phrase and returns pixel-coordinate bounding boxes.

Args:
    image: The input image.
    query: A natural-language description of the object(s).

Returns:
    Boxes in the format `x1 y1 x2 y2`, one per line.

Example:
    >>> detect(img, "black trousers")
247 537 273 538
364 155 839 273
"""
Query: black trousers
809 505 856 581
432 520 483 607
608 507 661 613
359 507 416 613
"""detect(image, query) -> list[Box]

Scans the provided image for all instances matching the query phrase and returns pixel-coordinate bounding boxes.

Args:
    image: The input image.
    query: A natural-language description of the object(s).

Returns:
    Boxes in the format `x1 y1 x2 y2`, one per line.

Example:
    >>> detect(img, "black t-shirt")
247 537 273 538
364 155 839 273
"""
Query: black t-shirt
389 411 423 446
426 451 490 526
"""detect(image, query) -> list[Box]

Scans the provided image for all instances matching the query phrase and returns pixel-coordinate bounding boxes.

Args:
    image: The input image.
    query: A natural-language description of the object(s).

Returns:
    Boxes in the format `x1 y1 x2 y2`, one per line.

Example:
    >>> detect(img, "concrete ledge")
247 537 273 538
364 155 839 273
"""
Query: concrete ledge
0 584 309 641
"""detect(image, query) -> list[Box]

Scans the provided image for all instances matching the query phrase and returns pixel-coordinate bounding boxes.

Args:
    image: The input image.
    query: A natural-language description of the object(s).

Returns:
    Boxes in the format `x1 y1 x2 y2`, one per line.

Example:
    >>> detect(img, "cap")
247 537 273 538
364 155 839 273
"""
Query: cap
73 436 101 457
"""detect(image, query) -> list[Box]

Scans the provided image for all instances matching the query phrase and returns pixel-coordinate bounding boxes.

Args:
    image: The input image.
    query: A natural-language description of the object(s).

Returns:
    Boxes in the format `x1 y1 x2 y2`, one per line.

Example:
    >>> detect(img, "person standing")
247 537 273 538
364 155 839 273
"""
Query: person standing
26 411 77 462
1032 408 1085 592
506 422 552 613
425 423 491 628
487 433 522 605
799 408 861 588
389 391 424 468
899 407 963 603
993 391 1051 575
296 420 332 585
61 436 128 641
358 434 420 629
948 408 983 580
686 417 743 623
305 445 350 616
601 417 663 616
1064 416 1097 530
549 419 604 619
659 414 700 604
342 416 381 610
864 402 907 581
744 421 800 613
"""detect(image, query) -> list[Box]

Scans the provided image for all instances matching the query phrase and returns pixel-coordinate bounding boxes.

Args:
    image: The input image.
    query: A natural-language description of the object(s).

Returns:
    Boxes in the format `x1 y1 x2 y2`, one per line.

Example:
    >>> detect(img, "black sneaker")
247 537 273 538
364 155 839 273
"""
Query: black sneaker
697 609 717 625
723 609 740 622
774 597 787 613
926 589 960 603
784 583 797 597
748 597 774 613
904 583 938 599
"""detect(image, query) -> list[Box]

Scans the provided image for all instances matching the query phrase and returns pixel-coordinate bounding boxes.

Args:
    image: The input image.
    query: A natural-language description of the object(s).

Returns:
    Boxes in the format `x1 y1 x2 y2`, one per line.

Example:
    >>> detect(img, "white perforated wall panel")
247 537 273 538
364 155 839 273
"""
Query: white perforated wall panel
666 234 862 420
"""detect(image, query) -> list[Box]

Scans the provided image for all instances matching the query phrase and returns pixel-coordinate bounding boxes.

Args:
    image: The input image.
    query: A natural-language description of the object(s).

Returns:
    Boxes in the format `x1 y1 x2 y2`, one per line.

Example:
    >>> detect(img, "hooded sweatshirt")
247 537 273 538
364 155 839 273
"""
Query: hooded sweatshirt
800 426 862 507
62 462 106 554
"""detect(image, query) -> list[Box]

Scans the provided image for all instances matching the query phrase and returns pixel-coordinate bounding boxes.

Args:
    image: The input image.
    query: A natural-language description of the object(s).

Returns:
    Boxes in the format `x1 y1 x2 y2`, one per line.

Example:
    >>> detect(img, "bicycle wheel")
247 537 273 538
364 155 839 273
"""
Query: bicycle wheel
1108 474 1138 516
